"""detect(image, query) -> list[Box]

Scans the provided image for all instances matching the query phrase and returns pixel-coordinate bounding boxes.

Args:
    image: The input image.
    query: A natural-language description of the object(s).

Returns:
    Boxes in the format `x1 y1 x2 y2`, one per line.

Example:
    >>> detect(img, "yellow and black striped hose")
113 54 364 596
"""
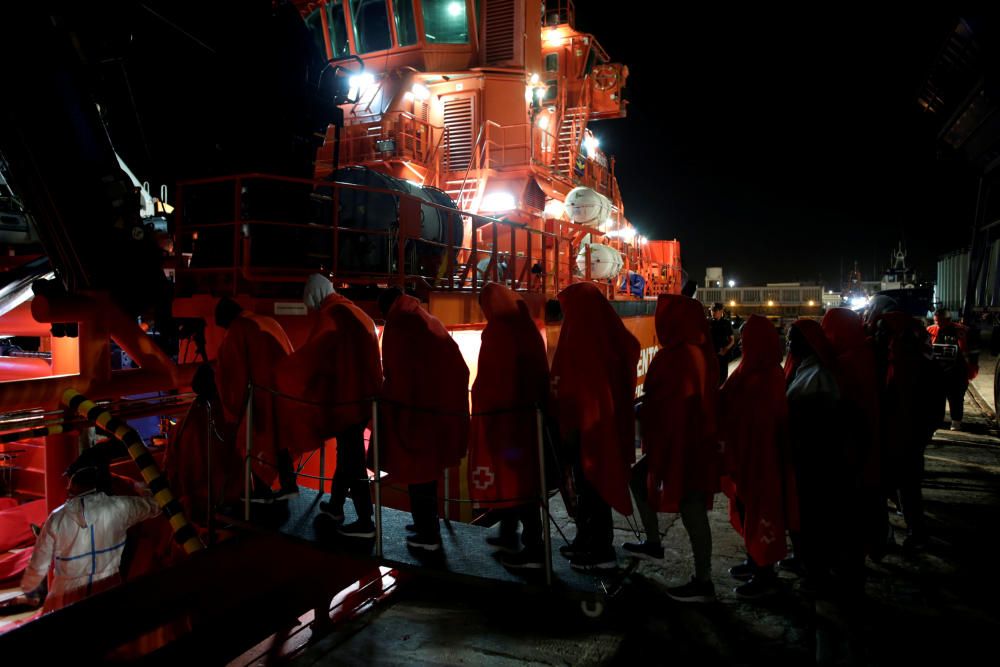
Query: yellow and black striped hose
62 389 204 554
0 422 66 444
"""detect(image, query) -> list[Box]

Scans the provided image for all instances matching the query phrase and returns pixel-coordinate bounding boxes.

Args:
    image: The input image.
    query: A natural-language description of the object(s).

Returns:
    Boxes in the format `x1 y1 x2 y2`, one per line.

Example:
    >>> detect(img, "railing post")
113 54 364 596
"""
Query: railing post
491 223 499 283
244 383 253 521
206 399 214 546
554 236 560 292
446 211 454 289
332 181 340 278
472 218 479 296
318 443 327 496
537 407 553 587
372 398 382 559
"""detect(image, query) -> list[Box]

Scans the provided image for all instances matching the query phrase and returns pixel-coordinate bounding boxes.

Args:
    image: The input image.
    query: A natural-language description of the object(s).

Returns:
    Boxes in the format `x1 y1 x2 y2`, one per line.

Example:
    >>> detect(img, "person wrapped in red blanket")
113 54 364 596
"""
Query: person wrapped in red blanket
633 294 719 603
468 284 550 570
378 288 469 551
551 283 639 572
719 314 796 599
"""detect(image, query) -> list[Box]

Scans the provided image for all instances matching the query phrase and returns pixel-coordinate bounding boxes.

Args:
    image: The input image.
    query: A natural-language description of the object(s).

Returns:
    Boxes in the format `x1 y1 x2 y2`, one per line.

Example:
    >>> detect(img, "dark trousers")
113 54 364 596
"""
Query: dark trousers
572 460 613 552
276 449 298 491
330 423 372 524
409 481 439 537
497 503 543 549
718 354 730 385
945 377 967 422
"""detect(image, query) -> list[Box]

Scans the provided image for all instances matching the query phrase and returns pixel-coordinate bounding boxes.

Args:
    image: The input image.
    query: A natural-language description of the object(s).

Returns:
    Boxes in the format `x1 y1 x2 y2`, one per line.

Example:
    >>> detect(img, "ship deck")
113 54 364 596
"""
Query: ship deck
254 487 631 602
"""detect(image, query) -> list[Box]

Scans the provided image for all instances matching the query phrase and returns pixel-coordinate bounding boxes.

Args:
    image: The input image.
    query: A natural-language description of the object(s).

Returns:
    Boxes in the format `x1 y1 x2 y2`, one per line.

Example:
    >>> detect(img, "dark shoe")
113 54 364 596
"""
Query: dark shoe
559 542 586 559
728 559 755 581
318 501 345 521
486 534 520 554
570 549 618 572
778 556 805 577
622 540 664 562
734 575 779 600
666 577 716 603
501 547 545 570
406 533 442 552
338 520 375 539
273 485 300 501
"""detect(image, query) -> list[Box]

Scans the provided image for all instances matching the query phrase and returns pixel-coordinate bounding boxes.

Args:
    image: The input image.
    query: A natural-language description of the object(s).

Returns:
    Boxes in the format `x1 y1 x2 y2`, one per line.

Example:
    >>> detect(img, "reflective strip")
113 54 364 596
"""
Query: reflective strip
54 540 127 561
153 488 173 506
95 412 112 428
114 425 131 440
168 514 188 531
141 466 158 483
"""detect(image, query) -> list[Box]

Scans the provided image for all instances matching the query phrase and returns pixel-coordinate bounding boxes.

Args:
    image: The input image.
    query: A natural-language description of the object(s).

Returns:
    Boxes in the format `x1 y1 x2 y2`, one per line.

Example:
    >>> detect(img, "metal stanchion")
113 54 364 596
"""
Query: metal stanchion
319 445 327 496
206 400 214 546
372 398 383 558
537 406 553 587
244 384 253 522
443 469 450 522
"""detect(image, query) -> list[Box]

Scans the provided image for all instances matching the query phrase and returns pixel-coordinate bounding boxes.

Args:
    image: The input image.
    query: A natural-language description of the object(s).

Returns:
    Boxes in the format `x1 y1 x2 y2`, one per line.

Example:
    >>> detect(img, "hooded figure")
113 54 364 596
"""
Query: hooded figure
165 364 241 524
550 283 639 570
640 295 719 513
20 464 160 613
468 284 550 567
380 291 470 548
631 294 718 601
275 276 382 454
470 285 550 506
821 308 880 482
719 315 796 597
215 297 295 496
872 311 942 548
380 293 469 483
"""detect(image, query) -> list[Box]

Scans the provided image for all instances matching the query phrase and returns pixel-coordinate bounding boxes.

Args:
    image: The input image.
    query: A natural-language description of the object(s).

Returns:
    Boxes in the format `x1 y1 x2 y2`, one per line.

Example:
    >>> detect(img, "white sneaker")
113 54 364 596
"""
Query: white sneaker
950 420 962 431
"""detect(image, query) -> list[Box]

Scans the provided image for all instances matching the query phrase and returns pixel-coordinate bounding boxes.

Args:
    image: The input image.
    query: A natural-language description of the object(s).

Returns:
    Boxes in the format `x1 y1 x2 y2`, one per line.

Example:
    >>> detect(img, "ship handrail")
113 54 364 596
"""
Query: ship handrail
174 172 580 296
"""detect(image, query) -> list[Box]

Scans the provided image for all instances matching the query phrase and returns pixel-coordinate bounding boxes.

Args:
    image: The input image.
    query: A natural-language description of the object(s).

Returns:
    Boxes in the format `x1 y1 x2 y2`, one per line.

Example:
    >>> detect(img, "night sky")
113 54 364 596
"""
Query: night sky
572 3 984 289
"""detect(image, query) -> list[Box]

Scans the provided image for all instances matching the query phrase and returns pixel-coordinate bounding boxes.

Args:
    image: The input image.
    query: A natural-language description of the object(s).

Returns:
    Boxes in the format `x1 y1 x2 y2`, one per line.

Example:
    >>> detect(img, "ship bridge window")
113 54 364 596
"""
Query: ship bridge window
350 0 393 53
394 0 419 46
306 2 351 60
422 0 469 44
545 53 559 72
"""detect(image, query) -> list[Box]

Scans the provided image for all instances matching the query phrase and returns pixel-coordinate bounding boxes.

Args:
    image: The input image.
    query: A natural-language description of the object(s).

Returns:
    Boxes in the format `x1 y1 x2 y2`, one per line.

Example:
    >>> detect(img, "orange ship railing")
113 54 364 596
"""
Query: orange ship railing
173 173 605 298
324 111 450 185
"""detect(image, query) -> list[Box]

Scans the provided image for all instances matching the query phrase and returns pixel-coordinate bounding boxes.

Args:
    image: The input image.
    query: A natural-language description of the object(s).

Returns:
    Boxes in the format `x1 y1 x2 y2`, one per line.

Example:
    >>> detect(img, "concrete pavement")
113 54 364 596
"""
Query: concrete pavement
285 394 1000 667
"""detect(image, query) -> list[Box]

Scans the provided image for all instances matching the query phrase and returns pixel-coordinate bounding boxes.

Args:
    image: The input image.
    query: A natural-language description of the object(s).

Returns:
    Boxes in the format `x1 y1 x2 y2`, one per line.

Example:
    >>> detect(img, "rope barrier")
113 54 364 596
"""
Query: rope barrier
62 389 204 554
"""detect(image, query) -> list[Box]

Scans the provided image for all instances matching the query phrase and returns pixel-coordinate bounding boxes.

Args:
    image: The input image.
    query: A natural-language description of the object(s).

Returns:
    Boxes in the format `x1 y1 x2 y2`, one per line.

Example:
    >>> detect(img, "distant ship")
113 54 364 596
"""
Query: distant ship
873 243 933 317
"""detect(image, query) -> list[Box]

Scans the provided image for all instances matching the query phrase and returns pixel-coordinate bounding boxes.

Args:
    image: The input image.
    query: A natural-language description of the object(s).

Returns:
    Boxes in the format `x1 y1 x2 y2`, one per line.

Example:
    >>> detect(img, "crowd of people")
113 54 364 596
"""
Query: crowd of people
16 277 972 641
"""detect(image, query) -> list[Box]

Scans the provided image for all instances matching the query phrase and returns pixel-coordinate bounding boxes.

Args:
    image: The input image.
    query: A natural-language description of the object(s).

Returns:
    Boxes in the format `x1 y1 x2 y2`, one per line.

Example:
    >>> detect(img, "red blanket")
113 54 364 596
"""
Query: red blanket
640 295 719 513
468 284 550 508
217 312 294 484
275 293 382 453
551 283 639 515
720 315 795 564
380 295 469 484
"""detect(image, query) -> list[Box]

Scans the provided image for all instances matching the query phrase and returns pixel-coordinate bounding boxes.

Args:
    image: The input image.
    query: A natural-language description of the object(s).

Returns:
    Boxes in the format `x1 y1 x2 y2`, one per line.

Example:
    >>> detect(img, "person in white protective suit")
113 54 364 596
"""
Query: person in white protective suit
18 462 161 613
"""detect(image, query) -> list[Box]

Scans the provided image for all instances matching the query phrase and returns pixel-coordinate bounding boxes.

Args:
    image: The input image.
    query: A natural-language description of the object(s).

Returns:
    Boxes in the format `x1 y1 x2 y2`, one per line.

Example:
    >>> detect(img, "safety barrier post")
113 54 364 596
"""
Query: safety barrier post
372 398 383 558
443 469 450 522
318 446 327 495
206 399 214 546
244 383 253 522
537 406 553 587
